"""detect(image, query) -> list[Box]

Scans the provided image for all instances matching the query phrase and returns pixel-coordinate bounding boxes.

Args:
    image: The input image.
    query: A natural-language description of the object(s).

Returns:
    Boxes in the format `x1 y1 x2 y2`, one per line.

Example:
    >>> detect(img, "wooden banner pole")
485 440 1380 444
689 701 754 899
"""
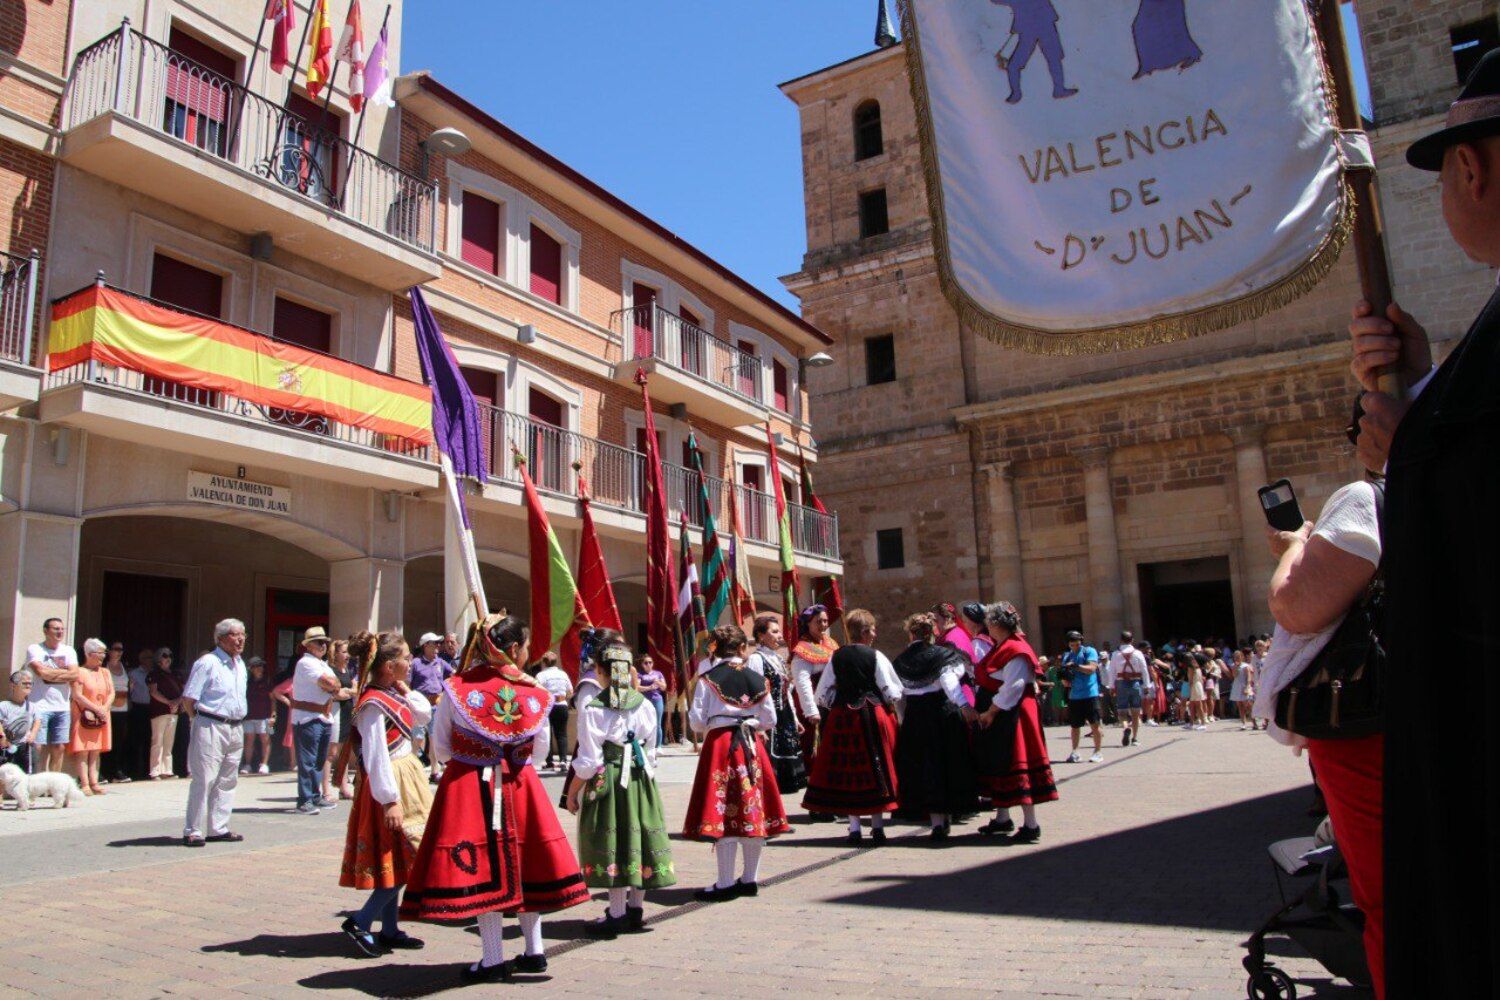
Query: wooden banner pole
1316 0 1402 398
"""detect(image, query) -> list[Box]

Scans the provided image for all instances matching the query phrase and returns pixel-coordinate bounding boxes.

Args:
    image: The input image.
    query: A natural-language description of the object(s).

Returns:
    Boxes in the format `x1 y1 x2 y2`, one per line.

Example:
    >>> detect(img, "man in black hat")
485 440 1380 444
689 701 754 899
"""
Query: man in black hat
1347 48 1500 999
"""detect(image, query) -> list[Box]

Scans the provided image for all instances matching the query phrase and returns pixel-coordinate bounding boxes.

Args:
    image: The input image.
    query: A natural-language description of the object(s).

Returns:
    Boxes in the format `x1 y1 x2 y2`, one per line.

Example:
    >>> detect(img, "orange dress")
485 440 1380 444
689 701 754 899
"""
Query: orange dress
69 666 114 753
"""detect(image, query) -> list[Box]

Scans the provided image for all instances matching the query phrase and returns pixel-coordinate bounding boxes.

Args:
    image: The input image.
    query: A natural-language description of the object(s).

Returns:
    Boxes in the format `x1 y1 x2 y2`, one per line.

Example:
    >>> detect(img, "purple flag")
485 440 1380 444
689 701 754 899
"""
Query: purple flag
363 23 393 108
409 286 487 486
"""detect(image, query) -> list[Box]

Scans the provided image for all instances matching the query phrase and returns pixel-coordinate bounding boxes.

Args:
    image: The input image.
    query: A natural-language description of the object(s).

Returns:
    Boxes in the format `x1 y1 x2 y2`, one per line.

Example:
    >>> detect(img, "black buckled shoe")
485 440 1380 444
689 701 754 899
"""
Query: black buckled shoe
694 883 738 903
585 911 626 939
377 931 424 951
458 960 511 984
977 818 1015 837
870 828 886 845
734 879 759 898
340 917 382 959
626 905 647 931
1005 824 1042 845
508 953 548 975
845 829 863 846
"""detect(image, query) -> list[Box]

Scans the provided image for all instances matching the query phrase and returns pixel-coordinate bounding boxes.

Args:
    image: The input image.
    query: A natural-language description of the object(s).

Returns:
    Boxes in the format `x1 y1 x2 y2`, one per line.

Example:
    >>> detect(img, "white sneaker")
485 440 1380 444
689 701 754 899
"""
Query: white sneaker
1147 720 1159 727
238 767 250 775
1194 724 1207 731
257 764 269 775
1088 753 1103 763
1065 752 1081 763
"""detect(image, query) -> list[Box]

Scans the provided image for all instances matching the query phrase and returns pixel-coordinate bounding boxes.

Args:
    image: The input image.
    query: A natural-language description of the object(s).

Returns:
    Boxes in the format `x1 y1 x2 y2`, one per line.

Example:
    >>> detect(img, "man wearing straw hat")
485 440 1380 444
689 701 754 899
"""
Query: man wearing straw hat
290 626 346 816
1347 48 1500 999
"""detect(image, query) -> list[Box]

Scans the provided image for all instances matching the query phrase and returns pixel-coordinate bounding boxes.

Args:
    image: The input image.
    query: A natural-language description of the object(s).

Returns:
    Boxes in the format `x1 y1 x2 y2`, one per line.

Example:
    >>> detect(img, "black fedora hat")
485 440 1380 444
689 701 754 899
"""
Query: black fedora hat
1408 48 1500 171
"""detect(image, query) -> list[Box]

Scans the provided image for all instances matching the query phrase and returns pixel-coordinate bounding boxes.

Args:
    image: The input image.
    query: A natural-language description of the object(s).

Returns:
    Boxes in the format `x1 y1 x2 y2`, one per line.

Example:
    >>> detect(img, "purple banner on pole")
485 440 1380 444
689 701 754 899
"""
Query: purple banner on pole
409 286 487 490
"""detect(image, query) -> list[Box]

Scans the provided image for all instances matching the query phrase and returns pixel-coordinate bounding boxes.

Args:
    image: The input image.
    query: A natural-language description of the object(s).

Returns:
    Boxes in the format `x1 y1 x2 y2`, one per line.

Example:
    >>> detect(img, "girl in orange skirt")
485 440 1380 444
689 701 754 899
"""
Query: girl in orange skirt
337 631 433 957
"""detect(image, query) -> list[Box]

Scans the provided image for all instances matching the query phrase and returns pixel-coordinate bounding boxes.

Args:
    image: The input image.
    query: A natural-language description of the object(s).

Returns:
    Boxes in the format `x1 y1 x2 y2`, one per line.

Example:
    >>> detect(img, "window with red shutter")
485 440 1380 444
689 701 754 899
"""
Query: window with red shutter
737 339 758 397
773 359 789 412
527 388 565 491
273 297 332 354
164 28 237 155
632 283 658 359
678 304 704 374
462 192 502 275
462 367 500 472
275 92 342 200
529 224 562 304
149 254 222 405
741 465 767 541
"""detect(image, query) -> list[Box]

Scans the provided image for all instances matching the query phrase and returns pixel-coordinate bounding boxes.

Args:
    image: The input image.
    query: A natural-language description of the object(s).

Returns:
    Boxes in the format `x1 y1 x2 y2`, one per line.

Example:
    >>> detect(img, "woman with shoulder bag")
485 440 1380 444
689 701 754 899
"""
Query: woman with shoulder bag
1253 474 1384 999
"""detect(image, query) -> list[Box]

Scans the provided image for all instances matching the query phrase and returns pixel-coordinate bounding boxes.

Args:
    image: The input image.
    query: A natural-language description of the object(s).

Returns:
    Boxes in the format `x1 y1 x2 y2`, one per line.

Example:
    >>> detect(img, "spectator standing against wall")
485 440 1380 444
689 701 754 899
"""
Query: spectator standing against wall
181 620 249 847
290 628 343 815
25 618 79 775
69 638 115 795
0 670 38 772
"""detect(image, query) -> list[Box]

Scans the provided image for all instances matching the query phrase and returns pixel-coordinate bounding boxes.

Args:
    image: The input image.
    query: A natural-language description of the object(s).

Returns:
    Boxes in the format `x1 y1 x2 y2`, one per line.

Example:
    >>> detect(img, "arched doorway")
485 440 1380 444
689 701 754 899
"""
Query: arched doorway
402 554 530 643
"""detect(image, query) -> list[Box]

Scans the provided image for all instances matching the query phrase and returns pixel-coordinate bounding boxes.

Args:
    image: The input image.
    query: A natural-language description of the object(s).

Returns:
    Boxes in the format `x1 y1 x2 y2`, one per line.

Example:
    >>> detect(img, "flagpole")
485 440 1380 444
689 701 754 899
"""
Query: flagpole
284 0 315 105
339 3 390 203
439 452 488 622
1315 0 1399 398
227 6 272 156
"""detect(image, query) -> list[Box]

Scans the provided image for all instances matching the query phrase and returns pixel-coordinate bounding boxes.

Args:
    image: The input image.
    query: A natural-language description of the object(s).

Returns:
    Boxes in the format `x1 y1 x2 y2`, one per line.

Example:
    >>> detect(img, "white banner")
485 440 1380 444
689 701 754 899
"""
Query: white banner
904 0 1350 352
187 471 291 515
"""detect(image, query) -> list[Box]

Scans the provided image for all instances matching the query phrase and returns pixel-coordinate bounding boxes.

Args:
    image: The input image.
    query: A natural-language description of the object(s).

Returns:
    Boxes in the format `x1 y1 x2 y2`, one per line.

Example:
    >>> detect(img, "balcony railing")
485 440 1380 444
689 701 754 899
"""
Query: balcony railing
0 250 39 366
475 404 839 560
611 304 765 405
64 24 436 254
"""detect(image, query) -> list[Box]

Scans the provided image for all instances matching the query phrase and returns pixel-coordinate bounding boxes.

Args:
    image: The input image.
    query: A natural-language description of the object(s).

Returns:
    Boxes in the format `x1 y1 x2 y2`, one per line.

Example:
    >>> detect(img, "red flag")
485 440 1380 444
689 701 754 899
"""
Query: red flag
266 0 296 74
797 445 843 625
726 471 759 627
766 424 801 645
336 0 367 112
559 477 623 680
636 371 679 690
515 451 587 666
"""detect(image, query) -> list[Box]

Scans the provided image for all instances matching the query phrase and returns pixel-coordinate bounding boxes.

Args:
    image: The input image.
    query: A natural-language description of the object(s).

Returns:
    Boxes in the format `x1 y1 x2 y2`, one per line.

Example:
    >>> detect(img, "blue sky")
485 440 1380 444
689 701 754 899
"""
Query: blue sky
405 3 1374 311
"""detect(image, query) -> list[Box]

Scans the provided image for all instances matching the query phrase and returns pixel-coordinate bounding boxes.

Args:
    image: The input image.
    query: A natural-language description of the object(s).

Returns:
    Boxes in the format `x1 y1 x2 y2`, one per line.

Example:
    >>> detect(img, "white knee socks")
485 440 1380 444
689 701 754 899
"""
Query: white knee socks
740 837 764 884
628 887 645 909
608 887 628 919
715 837 740 889
475 911 505 970
930 812 947 829
848 815 862 834
871 813 885 830
1021 803 1038 828
518 911 543 956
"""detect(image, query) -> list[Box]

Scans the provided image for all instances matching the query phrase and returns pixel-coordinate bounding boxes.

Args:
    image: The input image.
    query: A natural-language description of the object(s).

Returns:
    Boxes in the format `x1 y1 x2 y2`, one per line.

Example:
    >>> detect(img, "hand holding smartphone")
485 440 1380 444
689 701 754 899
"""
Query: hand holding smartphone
1257 479 1305 532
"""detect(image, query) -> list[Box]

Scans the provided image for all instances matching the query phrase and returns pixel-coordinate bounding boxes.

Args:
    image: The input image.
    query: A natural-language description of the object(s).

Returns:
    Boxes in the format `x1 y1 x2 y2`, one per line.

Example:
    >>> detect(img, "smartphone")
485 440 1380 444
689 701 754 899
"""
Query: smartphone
1258 479 1304 532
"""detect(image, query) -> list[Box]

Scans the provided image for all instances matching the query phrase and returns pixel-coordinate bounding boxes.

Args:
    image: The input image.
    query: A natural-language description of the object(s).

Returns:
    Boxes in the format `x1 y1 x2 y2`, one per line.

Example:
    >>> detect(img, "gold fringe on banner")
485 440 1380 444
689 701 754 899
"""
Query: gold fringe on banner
898 0 1357 357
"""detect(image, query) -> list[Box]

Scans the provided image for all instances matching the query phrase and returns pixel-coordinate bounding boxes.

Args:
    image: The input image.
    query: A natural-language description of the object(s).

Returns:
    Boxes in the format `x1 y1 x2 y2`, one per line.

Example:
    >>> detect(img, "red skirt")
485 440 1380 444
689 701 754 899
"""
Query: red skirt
399 760 522 923
802 702 899 816
1152 683 1168 717
978 694 1058 808
682 726 791 841
507 763 590 914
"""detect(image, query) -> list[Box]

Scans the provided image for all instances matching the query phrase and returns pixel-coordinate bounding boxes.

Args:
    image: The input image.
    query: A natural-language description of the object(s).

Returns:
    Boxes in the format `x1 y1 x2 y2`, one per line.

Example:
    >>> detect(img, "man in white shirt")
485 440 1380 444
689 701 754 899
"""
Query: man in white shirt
25 617 79 774
1109 630 1151 748
182 618 249 846
289 626 344 815
533 652 574 770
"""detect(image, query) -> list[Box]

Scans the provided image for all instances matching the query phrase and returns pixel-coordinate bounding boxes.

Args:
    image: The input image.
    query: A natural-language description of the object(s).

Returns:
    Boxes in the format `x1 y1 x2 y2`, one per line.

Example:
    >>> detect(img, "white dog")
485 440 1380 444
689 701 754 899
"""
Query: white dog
0 762 85 810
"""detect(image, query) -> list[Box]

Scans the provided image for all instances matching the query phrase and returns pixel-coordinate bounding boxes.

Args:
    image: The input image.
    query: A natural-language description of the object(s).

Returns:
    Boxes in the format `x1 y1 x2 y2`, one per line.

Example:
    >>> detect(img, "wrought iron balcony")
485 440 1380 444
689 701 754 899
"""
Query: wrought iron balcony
63 24 437 279
611 303 766 406
475 403 839 561
0 249 40 366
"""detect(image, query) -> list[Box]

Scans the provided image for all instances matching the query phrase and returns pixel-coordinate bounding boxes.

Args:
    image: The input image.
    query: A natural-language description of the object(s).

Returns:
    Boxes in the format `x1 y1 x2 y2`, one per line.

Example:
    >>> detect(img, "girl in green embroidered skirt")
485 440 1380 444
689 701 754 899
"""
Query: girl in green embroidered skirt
566 632 676 937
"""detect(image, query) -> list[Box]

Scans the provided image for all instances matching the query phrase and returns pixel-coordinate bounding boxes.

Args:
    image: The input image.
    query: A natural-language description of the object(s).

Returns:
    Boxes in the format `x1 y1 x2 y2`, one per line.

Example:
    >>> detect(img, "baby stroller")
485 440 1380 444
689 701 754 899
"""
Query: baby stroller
1241 831 1372 999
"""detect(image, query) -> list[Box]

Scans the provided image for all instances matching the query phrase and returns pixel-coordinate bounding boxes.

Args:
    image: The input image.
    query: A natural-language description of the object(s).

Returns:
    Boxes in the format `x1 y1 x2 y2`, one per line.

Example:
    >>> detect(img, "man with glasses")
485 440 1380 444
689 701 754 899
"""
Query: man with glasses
182 619 249 847
25 618 79 774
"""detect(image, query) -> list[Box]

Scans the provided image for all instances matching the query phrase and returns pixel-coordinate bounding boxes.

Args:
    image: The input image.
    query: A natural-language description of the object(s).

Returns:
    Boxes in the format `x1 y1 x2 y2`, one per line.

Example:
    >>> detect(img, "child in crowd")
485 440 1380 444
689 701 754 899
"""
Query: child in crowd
240 657 273 775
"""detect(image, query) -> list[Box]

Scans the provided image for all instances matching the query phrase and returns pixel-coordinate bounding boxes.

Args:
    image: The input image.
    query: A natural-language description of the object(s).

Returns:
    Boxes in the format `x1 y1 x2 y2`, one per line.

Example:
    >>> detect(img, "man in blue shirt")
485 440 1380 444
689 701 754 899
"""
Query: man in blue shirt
1060 630 1103 763
181 618 249 847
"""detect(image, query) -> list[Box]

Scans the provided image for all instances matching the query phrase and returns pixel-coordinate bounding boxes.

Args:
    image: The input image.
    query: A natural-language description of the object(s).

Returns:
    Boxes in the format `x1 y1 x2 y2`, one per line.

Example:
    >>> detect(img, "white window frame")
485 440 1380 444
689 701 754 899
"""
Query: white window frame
445 162 516 283
519 203 581 314
621 260 717 365
513 360 582 435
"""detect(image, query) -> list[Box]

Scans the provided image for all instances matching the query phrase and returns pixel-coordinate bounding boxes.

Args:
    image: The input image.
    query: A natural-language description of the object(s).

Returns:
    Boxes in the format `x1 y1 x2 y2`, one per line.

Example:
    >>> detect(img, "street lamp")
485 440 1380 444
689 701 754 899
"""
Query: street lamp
419 126 472 179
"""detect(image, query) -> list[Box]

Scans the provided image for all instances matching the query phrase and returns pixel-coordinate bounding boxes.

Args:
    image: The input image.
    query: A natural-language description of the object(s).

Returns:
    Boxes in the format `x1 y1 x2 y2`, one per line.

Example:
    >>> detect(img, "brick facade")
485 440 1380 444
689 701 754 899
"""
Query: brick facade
783 4 1498 654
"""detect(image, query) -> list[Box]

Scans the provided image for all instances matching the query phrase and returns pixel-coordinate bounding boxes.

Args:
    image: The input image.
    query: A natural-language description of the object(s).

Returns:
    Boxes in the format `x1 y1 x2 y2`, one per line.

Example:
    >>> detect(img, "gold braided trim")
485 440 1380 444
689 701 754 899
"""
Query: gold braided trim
898 1 1355 357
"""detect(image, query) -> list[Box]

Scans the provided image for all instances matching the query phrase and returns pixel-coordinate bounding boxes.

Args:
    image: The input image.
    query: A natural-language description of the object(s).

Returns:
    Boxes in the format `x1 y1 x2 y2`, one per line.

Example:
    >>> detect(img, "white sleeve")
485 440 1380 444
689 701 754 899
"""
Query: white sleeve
531 712 550 765
431 695 454 765
571 707 605 780
792 659 820 718
636 700 660 766
874 652 904 703
406 690 433 728
356 707 398 805
1311 481 1382 568
995 656 1031 711
1135 651 1152 689
753 690 777 731
688 678 712 734
939 664 966 707
181 657 210 702
814 660 836 708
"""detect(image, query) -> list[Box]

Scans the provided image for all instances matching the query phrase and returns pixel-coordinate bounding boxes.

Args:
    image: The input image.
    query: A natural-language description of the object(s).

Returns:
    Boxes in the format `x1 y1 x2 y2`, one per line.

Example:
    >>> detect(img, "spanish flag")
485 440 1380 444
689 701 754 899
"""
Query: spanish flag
49 284 432 448
305 0 334 99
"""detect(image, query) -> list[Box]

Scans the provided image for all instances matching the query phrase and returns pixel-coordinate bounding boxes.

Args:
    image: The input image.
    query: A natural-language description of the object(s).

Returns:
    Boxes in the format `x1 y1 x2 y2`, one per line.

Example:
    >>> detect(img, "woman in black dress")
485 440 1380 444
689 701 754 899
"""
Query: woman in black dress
747 613 806 794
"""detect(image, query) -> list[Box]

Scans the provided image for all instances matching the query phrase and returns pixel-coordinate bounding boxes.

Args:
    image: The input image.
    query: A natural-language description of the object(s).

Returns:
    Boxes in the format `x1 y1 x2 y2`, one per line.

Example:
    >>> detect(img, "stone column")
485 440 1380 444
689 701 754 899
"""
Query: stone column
1231 425 1275 636
980 462 1026 611
329 557 406 638
0 511 82 674
1077 445 1124 643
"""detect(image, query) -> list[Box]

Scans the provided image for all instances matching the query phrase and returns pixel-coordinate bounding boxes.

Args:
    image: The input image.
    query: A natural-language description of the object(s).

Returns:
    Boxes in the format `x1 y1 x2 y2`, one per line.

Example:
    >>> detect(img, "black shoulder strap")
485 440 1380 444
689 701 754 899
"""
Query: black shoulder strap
1372 480 1386 581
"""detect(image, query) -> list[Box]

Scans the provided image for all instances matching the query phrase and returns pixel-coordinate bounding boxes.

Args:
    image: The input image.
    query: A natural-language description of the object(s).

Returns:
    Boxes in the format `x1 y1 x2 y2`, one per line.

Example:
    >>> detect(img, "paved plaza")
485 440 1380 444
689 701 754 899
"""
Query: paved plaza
0 723 1367 999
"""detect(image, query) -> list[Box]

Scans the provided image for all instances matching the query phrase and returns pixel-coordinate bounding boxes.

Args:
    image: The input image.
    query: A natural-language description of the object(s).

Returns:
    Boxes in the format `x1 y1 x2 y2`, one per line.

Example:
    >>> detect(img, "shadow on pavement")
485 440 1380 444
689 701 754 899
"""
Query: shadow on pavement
825 787 1310 933
106 835 186 848
205 931 357 959
298 962 472 997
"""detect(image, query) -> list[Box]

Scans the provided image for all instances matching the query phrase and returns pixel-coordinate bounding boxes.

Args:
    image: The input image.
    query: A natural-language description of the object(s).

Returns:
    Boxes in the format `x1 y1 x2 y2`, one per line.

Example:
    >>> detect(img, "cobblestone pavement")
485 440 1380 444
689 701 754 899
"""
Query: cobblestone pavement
0 721 1371 998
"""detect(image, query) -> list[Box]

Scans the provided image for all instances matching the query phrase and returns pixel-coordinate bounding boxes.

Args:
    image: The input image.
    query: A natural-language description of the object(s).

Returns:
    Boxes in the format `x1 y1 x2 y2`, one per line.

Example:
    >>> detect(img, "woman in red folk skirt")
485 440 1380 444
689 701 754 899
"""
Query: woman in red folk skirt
802 609 905 845
972 602 1058 844
400 615 588 985
683 624 790 902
